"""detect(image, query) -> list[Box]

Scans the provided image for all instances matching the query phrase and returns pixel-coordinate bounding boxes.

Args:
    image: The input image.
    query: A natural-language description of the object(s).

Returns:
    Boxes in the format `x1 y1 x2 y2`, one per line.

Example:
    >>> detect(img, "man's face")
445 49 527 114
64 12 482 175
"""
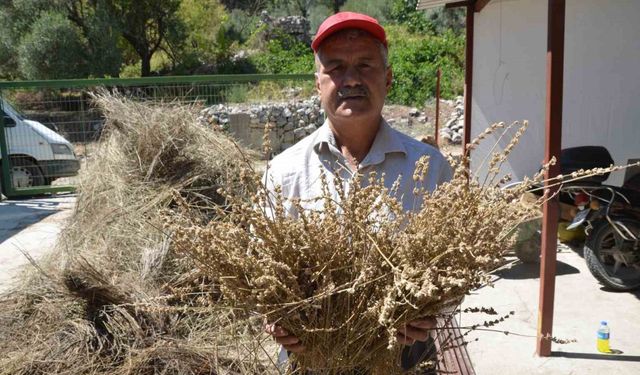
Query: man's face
315 31 392 126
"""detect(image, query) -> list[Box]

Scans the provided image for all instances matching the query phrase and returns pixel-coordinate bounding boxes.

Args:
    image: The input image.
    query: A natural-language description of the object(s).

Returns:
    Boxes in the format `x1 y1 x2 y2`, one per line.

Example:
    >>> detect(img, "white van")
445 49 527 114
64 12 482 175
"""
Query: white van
1 99 80 191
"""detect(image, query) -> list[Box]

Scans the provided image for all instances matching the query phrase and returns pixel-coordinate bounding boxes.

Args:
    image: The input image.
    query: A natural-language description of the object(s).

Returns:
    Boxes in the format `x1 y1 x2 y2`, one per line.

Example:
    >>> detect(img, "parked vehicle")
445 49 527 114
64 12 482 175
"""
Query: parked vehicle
0 99 80 193
514 146 640 291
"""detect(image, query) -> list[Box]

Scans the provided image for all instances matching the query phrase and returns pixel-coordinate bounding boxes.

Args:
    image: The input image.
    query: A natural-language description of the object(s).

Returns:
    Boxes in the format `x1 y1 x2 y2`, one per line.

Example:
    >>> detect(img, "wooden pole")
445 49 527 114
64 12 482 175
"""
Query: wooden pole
537 0 565 357
463 3 474 151
435 67 441 145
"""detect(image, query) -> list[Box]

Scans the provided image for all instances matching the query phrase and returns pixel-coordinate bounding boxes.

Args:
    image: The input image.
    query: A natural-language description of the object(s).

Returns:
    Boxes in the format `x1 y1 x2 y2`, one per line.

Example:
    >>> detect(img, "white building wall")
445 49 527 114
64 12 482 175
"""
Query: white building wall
470 0 640 186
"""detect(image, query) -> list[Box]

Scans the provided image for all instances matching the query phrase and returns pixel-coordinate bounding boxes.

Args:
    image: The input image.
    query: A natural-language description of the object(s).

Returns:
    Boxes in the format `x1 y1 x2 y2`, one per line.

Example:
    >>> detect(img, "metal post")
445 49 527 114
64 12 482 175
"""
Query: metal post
463 3 475 151
435 67 441 145
0 91 14 197
537 0 566 357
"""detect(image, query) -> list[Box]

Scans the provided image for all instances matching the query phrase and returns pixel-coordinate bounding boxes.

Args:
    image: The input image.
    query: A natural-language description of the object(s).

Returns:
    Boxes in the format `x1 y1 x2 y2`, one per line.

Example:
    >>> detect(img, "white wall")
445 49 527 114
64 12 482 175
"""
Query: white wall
470 0 640 186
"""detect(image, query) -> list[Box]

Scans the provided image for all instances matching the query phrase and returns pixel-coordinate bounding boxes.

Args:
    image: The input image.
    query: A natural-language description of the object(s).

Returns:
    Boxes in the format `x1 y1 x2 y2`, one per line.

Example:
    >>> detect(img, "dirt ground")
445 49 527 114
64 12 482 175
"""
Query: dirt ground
383 100 462 157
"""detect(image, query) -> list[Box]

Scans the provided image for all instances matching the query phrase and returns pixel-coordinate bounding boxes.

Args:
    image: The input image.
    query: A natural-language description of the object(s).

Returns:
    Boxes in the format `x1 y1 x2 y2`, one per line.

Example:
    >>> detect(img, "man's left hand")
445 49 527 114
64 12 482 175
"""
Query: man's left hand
396 317 437 345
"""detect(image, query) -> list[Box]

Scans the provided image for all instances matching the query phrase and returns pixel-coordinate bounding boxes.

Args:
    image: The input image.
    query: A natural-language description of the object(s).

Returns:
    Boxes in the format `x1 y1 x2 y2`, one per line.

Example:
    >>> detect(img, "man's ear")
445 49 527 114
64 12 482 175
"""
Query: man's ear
315 72 321 94
385 66 393 93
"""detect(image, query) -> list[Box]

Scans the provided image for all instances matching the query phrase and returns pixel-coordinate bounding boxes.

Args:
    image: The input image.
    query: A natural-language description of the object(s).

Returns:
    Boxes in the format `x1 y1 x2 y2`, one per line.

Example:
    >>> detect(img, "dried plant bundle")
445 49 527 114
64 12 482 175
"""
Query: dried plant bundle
171 122 546 374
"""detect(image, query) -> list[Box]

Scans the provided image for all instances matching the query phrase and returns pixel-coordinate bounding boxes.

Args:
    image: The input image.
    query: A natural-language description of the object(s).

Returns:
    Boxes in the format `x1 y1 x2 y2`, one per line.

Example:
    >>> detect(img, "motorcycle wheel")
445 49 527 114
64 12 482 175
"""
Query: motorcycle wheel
584 218 640 291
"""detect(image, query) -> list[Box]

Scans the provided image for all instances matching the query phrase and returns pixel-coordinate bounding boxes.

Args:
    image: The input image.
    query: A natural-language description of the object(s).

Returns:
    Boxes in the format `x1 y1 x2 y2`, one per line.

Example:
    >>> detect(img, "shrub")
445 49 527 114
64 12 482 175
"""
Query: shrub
387 26 464 106
17 12 88 80
250 31 314 74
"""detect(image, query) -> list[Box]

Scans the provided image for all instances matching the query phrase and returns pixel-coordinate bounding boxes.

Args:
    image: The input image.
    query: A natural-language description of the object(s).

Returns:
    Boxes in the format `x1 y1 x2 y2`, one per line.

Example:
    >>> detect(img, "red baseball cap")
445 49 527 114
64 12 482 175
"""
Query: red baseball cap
311 12 387 52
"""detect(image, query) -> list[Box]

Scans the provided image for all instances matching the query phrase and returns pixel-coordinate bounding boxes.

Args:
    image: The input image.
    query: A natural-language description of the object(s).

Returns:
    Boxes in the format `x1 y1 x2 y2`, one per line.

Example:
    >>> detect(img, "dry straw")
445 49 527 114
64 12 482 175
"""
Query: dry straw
0 92 273 374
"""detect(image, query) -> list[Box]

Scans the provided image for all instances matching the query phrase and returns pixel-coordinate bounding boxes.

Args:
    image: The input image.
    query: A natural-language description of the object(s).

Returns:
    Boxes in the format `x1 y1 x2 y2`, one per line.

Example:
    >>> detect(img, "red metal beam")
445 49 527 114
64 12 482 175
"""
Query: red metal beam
537 0 565 357
462 3 474 150
474 0 491 12
435 67 441 145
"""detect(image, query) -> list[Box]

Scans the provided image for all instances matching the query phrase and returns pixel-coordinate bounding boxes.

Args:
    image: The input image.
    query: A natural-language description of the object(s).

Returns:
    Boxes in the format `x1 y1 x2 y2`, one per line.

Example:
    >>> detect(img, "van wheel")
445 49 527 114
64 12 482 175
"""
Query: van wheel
9 157 45 188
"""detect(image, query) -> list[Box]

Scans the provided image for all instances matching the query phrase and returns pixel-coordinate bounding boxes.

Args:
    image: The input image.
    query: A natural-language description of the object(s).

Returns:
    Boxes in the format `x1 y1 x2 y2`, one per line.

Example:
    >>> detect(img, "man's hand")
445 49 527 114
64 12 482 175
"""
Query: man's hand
264 323 305 353
396 317 437 345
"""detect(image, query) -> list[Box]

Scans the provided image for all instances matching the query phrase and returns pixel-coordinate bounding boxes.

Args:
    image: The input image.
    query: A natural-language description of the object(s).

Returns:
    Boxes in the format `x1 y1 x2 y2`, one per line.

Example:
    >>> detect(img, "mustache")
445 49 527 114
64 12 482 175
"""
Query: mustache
337 86 368 99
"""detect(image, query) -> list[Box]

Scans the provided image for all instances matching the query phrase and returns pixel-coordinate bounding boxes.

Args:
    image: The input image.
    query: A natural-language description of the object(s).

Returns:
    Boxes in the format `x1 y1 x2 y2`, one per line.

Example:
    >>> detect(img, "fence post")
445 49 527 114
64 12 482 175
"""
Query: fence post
435 67 441 146
0 91 14 197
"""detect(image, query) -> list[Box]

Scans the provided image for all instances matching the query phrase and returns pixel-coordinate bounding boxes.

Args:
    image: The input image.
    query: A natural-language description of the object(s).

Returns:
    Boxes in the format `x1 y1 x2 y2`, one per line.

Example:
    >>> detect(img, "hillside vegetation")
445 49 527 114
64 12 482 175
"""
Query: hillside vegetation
0 0 464 105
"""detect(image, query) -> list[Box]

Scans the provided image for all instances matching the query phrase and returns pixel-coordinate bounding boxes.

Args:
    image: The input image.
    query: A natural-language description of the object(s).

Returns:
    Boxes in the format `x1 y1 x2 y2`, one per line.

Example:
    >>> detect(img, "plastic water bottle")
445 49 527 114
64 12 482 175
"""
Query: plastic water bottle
597 321 610 353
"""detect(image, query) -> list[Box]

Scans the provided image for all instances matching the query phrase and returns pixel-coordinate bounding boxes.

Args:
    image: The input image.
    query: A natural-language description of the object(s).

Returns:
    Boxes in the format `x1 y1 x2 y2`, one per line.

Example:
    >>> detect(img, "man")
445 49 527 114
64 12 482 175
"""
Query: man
264 12 452 372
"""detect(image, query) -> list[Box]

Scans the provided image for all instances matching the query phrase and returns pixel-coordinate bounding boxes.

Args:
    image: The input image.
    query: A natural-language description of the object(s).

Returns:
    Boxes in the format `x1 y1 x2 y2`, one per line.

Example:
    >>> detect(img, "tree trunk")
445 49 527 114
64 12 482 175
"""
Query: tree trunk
140 53 151 77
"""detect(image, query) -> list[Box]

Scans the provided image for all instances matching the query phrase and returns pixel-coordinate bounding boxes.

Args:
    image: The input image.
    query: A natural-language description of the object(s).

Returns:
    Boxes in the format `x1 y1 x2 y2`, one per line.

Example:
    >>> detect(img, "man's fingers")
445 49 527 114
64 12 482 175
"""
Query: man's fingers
399 324 431 342
264 323 290 337
284 342 306 353
275 334 301 346
265 323 304 351
408 318 437 330
396 332 415 345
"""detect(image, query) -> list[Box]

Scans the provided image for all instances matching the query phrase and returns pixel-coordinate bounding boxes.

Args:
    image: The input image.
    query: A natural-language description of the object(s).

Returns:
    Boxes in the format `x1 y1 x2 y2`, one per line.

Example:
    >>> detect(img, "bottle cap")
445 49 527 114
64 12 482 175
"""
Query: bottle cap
600 321 607 325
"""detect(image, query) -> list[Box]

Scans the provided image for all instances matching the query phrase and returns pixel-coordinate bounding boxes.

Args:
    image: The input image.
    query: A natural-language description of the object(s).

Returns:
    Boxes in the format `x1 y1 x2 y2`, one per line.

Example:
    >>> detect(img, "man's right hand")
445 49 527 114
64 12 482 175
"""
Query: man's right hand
264 323 305 353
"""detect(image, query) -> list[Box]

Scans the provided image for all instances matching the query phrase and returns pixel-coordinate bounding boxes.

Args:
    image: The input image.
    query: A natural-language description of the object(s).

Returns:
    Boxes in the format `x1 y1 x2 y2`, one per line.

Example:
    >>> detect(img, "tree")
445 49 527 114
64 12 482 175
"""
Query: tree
18 12 88 79
98 0 182 76
63 0 122 77
0 0 121 79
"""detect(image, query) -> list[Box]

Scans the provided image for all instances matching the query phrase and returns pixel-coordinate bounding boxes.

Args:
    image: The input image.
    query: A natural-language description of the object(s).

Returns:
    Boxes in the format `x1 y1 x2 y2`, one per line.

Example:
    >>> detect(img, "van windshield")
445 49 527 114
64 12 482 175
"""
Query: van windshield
1 100 25 121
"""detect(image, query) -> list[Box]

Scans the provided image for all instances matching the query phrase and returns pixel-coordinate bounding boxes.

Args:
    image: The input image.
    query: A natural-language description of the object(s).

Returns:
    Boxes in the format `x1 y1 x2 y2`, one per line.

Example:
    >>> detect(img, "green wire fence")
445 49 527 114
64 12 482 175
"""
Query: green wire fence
0 74 314 198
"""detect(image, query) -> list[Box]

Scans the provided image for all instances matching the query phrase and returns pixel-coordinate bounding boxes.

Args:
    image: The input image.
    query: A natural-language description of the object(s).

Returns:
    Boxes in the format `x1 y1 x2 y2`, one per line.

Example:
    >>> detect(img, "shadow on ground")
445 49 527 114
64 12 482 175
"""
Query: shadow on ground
0 197 70 244
551 351 640 362
496 260 580 280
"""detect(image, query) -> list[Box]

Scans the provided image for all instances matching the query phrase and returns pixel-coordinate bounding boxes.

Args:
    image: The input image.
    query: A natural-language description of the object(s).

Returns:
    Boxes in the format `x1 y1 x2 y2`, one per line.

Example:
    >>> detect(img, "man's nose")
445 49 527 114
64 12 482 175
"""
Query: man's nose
341 65 361 87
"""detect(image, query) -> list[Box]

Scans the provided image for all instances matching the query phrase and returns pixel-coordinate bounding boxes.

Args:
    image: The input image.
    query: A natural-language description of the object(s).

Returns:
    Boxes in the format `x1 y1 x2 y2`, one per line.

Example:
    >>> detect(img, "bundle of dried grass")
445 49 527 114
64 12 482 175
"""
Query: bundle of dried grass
0 92 271 375
170 122 540 374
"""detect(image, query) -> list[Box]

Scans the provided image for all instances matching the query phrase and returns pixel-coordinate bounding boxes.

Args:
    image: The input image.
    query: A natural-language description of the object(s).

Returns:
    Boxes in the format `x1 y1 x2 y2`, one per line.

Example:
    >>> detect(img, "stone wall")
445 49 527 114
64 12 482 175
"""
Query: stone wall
260 11 311 45
439 96 464 144
199 96 324 155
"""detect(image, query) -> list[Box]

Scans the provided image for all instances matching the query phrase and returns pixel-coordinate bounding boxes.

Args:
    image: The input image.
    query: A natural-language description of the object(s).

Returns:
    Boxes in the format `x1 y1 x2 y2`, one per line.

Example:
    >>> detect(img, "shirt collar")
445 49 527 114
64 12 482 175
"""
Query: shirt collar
312 118 407 167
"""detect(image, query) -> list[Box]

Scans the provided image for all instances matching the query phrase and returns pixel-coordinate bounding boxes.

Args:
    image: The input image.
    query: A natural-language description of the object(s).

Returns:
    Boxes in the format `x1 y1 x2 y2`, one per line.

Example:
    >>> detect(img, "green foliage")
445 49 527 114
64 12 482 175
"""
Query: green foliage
387 26 464 106
339 0 391 24
250 31 314 74
308 4 332 34
225 9 260 43
389 0 465 35
17 12 88 80
177 0 228 61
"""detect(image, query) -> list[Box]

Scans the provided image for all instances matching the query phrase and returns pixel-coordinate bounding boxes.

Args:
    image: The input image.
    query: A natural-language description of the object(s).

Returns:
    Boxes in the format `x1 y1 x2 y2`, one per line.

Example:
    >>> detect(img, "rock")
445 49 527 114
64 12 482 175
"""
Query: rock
418 115 428 123
445 118 457 129
409 107 420 117
304 124 316 134
451 133 462 144
283 122 295 131
293 127 306 139
283 108 292 118
283 131 295 143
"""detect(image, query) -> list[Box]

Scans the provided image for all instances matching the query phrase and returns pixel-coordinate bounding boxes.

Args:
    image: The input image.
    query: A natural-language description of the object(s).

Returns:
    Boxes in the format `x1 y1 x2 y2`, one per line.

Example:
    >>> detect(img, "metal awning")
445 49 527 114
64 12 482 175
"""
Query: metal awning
417 0 492 11
417 0 462 10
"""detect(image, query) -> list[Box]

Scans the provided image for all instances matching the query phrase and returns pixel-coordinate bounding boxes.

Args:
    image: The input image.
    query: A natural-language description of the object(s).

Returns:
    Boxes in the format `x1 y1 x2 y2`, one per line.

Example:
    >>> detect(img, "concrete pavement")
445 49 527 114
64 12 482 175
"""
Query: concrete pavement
461 246 640 374
0 195 75 292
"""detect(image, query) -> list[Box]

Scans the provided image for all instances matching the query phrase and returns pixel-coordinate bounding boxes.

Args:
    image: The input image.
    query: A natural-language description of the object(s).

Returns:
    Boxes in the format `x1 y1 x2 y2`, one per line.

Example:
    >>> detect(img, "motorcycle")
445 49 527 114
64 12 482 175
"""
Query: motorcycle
513 146 640 291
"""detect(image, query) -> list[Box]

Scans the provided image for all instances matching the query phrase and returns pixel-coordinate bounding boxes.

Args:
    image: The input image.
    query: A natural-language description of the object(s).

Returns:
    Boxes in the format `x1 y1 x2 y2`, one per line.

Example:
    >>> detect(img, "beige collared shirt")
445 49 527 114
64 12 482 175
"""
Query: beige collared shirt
264 118 452 217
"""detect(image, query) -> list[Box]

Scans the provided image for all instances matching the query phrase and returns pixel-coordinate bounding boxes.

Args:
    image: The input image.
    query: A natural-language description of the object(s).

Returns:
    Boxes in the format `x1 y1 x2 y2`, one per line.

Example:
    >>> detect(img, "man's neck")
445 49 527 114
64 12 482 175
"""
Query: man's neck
328 116 381 169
